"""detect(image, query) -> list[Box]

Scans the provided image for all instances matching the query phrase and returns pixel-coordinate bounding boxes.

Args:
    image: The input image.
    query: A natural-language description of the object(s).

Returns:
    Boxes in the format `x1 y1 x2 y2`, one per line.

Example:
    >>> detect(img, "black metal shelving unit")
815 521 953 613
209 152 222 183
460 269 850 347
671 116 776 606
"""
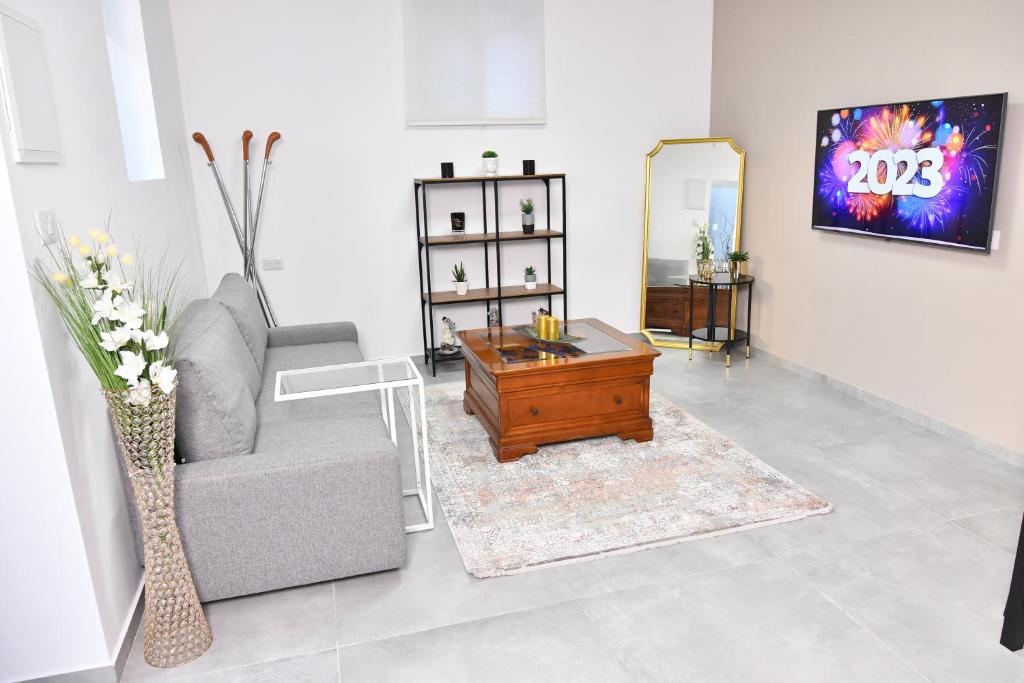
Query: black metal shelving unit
414 172 567 376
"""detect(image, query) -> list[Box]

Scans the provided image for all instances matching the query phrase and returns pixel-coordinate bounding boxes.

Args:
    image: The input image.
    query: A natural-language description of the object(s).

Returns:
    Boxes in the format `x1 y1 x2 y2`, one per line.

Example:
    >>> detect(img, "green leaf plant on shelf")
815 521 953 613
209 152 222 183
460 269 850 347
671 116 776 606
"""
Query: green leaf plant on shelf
452 261 470 295
520 198 535 234
482 150 499 176
695 222 715 280
524 265 537 290
727 249 750 280
30 224 213 667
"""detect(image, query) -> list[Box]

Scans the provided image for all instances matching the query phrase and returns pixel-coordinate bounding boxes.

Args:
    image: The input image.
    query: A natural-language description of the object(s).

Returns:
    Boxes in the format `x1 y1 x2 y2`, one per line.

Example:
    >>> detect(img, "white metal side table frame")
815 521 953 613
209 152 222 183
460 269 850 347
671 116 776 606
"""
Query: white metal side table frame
273 356 433 532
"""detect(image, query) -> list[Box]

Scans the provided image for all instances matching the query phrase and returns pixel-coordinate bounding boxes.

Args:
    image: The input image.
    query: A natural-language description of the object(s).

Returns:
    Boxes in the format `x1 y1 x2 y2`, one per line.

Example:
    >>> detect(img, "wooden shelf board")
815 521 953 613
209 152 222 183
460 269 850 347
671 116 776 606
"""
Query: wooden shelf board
415 173 565 185
420 229 564 246
424 283 564 305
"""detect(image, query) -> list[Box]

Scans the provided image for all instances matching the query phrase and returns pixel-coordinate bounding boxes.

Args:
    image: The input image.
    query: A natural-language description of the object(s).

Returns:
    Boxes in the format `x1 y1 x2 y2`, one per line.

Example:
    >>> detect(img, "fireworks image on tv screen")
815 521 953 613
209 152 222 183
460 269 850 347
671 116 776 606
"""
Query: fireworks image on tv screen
811 93 1006 251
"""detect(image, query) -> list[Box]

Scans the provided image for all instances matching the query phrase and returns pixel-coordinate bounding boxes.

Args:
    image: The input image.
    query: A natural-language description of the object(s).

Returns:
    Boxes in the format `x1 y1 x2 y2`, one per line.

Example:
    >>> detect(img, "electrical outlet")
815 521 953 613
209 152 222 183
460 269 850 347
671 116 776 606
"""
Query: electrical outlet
261 256 284 271
35 209 56 245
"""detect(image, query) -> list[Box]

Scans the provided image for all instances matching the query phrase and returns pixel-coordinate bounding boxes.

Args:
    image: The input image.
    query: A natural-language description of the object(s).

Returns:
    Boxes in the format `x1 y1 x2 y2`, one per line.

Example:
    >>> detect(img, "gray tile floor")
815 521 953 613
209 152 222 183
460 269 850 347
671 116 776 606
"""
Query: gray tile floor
122 348 1024 682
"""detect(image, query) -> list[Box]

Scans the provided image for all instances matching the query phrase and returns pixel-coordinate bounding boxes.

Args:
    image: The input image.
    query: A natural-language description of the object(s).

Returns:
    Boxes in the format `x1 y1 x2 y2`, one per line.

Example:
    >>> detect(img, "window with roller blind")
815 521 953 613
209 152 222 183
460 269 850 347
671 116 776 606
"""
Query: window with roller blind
401 0 547 126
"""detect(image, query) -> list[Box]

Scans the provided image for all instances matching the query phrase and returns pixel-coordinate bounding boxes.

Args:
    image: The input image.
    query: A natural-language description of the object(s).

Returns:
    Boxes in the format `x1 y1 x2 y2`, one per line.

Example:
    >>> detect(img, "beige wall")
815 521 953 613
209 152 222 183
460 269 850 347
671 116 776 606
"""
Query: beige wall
710 0 1024 453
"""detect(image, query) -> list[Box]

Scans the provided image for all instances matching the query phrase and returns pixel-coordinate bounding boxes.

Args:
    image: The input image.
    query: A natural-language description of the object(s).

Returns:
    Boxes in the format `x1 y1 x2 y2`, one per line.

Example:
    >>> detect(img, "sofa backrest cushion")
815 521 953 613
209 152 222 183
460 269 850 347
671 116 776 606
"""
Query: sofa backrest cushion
212 273 269 374
172 299 259 462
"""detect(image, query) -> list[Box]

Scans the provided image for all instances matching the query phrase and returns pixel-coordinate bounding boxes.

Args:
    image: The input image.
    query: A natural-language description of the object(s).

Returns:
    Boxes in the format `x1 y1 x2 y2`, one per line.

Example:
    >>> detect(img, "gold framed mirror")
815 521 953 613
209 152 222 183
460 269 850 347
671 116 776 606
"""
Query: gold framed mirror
639 137 746 350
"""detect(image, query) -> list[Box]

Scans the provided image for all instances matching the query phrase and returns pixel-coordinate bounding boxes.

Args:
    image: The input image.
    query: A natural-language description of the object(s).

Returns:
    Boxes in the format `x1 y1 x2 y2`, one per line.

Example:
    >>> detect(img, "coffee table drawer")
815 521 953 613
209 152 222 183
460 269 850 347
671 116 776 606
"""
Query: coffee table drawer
507 382 644 427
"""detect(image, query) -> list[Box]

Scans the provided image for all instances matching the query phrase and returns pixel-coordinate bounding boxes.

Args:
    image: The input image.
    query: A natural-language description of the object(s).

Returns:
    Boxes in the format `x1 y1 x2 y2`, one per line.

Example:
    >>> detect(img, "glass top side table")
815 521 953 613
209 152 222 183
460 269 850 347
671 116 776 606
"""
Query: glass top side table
274 356 433 533
682 274 754 367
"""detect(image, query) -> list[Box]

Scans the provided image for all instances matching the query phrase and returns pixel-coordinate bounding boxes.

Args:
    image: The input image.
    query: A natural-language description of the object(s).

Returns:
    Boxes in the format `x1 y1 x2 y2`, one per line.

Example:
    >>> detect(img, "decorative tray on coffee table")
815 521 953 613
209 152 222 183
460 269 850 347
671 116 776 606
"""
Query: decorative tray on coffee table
513 325 584 344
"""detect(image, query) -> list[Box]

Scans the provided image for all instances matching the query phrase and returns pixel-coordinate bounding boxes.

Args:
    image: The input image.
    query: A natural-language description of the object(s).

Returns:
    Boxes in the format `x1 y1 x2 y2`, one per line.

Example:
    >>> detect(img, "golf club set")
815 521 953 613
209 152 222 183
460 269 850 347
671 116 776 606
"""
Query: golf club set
191 130 281 326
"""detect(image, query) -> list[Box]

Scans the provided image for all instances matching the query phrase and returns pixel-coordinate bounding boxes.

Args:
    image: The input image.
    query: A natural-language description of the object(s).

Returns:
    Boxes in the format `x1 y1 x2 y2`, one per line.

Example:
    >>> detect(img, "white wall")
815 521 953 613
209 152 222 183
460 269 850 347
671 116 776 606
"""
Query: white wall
0 140 111 683
710 0 1024 453
168 0 713 357
0 0 208 672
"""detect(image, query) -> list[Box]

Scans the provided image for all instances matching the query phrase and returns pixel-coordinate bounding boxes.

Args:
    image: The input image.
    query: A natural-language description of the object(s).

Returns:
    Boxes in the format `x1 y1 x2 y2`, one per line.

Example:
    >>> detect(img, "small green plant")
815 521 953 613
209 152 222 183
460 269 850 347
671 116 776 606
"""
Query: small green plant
481 150 498 158
452 262 467 282
727 250 750 262
524 265 536 276
519 198 535 215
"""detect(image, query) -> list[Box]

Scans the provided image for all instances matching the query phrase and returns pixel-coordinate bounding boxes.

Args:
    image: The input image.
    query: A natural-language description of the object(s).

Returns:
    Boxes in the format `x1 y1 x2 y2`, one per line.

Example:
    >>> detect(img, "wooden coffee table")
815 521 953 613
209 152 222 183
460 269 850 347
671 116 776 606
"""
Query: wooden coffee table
458 318 660 462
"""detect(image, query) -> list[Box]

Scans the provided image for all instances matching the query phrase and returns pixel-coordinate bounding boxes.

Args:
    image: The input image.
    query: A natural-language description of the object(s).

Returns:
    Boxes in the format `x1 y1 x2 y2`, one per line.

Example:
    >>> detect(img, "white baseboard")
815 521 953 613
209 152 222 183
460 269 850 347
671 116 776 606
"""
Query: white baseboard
754 347 1024 469
112 576 144 678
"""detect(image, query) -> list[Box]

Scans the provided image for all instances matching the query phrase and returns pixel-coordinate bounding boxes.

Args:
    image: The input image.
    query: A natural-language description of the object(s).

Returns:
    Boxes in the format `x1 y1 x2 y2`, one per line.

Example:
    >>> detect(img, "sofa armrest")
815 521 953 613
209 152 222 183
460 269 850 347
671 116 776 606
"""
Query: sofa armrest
266 321 358 347
174 443 405 601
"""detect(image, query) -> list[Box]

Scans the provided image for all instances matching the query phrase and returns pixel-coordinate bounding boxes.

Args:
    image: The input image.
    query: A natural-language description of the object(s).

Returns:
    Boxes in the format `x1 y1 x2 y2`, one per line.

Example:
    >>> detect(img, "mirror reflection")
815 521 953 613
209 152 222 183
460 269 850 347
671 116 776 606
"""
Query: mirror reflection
641 138 745 347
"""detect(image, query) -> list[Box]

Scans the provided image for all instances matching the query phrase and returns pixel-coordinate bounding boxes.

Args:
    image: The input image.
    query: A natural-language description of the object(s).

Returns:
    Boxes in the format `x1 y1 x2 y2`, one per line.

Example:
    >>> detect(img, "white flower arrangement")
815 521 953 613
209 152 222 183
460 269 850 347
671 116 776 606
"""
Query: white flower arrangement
33 226 184 405
694 222 713 261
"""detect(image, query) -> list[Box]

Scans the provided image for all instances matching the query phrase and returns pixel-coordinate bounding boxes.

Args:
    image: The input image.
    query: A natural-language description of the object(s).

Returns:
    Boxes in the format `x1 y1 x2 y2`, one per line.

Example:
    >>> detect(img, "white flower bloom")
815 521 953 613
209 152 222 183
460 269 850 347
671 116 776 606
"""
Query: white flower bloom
111 298 145 330
143 330 169 351
126 379 152 406
148 361 177 395
129 328 146 343
99 327 132 352
104 271 133 294
80 272 103 289
114 350 147 387
92 291 117 323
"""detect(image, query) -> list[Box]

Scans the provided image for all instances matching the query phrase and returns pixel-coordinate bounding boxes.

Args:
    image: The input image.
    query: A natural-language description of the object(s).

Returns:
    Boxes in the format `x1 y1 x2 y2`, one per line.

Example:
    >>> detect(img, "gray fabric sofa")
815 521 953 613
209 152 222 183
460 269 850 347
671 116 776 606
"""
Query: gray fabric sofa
119 274 407 602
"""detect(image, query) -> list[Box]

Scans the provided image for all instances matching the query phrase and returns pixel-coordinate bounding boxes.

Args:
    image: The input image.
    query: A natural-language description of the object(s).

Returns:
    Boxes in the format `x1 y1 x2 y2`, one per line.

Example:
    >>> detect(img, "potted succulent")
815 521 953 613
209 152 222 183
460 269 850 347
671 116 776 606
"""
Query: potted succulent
524 265 537 290
452 261 469 295
695 223 715 280
482 150 498 175
520 198 535 234
727 250 749 280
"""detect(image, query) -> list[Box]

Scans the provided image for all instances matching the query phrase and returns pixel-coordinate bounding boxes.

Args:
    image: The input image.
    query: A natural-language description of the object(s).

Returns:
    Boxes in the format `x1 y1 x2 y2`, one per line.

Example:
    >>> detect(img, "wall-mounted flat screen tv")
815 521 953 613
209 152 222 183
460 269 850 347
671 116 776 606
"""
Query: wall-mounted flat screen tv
812 93 1006 251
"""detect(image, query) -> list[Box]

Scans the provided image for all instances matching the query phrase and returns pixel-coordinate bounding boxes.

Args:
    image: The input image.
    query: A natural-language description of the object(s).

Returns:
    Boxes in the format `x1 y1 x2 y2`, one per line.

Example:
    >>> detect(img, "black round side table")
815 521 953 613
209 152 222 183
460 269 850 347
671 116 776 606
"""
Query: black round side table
683 273 754 367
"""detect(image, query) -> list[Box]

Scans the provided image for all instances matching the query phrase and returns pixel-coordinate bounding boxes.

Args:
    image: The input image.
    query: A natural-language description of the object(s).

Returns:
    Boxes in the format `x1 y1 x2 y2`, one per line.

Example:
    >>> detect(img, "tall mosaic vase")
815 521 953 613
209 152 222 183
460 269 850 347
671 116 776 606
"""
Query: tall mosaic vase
105 388 213 667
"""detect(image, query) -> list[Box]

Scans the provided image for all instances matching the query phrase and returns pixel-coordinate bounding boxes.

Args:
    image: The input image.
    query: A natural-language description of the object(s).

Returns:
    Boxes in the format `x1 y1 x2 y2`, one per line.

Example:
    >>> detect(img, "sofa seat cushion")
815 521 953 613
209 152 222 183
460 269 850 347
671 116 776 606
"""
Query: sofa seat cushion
213 274 269 373
253 412 393 455
173 300 260 462
257 341 383 429
254 340 395 462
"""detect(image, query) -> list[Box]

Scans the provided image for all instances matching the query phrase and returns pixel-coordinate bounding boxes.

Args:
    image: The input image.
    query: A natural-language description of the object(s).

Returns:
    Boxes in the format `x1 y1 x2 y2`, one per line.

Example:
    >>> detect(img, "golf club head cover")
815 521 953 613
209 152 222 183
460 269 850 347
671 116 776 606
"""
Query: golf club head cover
242 130 253 161
264 132 281 160
192 132 214 162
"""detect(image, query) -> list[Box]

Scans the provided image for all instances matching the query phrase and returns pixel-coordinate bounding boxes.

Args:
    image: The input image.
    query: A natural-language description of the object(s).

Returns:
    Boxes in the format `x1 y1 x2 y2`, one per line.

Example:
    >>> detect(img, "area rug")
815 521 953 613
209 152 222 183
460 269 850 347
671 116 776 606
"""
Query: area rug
420 383 831 578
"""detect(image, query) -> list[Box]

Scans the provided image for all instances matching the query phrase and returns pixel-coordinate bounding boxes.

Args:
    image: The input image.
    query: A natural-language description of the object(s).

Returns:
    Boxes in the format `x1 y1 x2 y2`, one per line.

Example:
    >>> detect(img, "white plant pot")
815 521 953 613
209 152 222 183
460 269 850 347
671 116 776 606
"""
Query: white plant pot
483 157 498 176
524 275 537 290
454 281 470 295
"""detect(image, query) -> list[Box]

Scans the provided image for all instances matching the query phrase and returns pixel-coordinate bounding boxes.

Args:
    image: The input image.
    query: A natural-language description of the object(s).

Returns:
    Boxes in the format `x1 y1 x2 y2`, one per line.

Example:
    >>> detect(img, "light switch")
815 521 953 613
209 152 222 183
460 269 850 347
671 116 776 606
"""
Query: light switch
35 208 56 245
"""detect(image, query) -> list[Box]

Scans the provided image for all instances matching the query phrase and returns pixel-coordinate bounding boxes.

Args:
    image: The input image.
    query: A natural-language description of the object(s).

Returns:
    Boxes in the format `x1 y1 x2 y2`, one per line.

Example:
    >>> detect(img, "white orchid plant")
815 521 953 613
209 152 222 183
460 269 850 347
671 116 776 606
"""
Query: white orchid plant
694 222 713 261
32 227 184 406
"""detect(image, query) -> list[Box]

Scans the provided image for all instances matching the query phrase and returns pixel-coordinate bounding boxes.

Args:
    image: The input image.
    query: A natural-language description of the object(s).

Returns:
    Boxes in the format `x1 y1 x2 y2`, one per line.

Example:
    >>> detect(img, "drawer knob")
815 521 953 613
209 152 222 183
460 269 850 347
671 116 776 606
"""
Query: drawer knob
614 395 623 405
530 406 539 416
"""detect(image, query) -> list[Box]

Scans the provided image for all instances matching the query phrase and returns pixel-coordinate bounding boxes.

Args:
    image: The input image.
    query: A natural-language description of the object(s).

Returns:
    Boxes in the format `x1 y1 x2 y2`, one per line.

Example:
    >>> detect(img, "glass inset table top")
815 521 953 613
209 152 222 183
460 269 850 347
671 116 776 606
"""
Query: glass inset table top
478 321 631 364
276 358 418 400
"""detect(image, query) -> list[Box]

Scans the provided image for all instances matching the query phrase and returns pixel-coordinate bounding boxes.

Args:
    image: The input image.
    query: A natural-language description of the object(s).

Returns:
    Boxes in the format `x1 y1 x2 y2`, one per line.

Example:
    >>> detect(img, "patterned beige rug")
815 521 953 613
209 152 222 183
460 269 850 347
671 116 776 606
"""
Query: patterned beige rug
423 383 831 578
